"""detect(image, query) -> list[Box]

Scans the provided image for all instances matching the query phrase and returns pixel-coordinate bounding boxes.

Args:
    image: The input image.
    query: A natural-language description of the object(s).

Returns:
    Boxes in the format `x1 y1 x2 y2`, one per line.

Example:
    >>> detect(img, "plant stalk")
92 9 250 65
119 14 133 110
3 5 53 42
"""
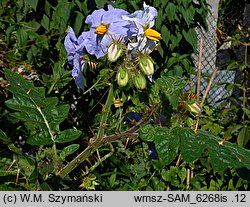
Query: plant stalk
57 85 114 177
95 84 114 144
57 105 154 178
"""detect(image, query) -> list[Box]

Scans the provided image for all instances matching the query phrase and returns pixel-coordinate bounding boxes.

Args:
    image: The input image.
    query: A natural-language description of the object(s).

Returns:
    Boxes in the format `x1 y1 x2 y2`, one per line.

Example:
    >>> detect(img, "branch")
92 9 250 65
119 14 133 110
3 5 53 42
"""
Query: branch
201 67 218 107
57 108 154 178
196 36 203 101
95 85 114 144
194 67 218 132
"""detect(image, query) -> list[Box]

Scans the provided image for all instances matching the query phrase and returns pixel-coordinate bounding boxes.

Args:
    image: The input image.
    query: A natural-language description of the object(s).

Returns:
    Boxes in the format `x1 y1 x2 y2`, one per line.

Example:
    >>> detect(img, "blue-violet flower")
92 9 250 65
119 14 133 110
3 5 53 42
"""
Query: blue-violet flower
81 5 134 59
122 2 161 53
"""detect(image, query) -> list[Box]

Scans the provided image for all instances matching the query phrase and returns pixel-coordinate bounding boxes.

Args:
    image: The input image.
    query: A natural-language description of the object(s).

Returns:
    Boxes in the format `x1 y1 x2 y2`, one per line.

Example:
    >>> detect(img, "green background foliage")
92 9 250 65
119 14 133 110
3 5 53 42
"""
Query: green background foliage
0 0 249 191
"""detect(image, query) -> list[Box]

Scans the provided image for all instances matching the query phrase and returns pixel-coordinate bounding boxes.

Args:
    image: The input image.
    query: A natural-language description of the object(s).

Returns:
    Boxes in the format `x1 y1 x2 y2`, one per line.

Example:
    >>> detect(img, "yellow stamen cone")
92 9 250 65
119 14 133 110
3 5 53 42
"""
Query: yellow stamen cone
95 25 108 35
144 28 161 41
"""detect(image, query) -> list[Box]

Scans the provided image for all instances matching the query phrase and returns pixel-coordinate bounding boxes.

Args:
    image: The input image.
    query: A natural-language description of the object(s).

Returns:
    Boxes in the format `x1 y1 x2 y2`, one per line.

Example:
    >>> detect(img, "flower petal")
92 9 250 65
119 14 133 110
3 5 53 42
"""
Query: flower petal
64 27 78 64
143 2 158 27
72 53 85 90
85 9 106 28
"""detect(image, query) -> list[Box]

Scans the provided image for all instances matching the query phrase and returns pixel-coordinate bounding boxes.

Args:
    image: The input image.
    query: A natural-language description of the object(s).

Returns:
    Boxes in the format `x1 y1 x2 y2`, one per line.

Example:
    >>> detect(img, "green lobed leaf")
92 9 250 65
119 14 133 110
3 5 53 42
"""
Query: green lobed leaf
160 127 250 174
50 104 70 126
165 2 176 22
60 144 80 159
51 1 72 34
155 75 186 109
180 128 206 163
138 125 155 142
180 5 195 27
237 127 250 148
16 29 28 49
54 1 72 24
182 28 197 52
197 130 250 173
151 177 166 191
243 108 250 120
95 0 109 8
24 20 41 32
161 25 170 45
166 56 179 69
26 0 38 11
14 154 36 178
226 143 250 170
44 0 51 17
170 32 182 50
41 14 50 31
153 0 163 7
127 126 249 185
7 144 22 155
74 11 84 35
0 129 11 145
161 166 180 186
207 141 234 172
27 131 53 145
154 127 180 165
55 129 81 143
4 69 73 145
75 0 89 16
173 65 183 76
180 0 192 9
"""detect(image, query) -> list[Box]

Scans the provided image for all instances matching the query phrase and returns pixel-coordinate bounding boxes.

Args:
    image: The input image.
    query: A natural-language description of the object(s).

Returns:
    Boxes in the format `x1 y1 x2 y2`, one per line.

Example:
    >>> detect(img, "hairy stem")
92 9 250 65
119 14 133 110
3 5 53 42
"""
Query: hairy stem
57 92 160 178
57 85 115 177
81 144 114 177
95 85 114 144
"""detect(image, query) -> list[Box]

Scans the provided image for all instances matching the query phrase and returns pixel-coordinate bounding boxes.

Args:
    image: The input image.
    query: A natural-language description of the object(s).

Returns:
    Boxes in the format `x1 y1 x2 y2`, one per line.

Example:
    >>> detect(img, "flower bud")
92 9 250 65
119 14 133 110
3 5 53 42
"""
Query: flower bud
134 73 146 90
139 56 154 76
117 66 128 87
108 42 122 62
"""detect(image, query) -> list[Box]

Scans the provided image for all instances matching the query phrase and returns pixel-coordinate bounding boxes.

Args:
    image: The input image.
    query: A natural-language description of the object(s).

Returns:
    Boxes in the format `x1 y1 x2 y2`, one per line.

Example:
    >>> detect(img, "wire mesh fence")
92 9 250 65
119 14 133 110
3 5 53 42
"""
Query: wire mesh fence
189 0 248 107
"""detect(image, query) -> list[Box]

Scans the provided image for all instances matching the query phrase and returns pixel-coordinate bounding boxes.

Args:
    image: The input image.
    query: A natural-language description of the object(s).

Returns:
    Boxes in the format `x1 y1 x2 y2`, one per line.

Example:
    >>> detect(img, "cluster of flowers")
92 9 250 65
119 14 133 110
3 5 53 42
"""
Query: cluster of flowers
64 2 161 90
